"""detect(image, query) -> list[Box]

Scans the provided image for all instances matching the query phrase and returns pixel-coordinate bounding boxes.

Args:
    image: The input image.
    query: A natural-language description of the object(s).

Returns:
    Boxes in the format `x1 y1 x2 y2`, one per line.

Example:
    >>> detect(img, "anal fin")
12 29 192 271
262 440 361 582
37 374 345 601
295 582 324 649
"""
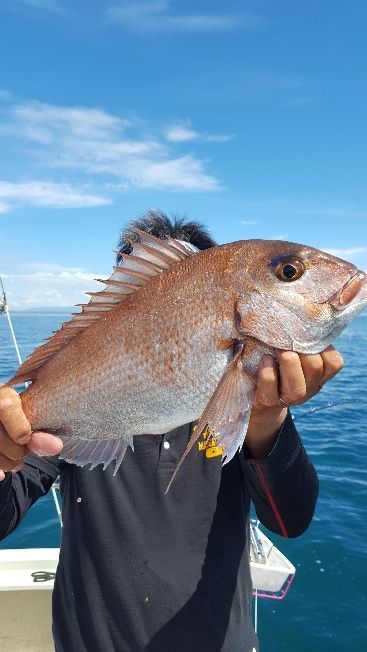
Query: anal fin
57 436 134 475
166 344 254 492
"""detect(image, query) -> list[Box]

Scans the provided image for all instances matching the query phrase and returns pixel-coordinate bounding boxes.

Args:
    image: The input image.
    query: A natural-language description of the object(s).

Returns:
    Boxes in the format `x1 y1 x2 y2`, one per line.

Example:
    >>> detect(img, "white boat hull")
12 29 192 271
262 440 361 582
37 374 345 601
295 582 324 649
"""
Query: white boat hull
0 548 58 651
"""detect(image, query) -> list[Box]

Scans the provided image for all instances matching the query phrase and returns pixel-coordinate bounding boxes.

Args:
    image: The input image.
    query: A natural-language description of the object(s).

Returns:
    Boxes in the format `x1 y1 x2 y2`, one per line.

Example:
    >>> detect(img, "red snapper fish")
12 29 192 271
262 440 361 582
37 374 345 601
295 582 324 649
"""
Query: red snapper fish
7 231 367 484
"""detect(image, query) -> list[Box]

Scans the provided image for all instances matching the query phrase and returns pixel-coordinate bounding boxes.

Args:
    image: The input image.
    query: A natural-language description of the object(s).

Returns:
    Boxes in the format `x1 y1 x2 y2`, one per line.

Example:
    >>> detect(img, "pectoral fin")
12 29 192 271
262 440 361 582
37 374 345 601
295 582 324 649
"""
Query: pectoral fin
166 345 254 492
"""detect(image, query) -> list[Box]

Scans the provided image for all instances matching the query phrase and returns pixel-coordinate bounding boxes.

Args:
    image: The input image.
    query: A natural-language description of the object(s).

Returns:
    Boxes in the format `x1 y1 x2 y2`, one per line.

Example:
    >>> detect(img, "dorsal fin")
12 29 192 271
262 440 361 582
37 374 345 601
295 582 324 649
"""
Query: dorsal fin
9 231 198 386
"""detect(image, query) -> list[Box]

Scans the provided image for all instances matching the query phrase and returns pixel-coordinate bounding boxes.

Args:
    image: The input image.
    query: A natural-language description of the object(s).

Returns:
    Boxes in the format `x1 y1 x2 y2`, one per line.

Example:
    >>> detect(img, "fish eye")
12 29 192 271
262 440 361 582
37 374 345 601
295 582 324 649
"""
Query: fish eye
274 258 305 282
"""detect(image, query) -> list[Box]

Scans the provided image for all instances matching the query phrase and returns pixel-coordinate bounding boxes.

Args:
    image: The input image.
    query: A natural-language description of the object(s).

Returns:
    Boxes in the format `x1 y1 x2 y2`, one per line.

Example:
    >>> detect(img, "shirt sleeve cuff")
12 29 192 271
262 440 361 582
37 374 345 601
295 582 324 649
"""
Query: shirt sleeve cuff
242 410 302 475
24 453 64 479
0 472 12 493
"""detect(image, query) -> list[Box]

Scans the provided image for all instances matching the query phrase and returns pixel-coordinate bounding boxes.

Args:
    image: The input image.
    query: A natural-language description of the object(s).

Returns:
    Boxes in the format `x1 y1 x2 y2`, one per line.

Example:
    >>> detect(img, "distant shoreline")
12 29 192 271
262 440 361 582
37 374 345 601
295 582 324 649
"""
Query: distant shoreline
10 313 74 317
9 307 79 316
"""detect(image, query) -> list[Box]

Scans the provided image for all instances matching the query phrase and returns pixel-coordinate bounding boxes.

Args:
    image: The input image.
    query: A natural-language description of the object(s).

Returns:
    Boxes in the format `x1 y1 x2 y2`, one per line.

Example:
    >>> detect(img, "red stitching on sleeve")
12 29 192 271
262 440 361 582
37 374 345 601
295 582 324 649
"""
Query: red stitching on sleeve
253 462 288 538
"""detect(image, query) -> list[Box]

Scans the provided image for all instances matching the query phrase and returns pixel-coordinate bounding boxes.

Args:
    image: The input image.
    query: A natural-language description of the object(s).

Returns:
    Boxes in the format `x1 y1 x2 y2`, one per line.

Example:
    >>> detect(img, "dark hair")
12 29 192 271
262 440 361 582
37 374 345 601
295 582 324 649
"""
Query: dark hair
116 209 217 261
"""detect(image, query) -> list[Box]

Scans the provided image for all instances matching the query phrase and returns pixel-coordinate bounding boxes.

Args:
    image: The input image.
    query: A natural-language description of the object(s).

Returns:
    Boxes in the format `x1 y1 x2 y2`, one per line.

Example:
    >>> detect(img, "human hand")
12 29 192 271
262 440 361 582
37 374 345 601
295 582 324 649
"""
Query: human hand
0 386 63 481
246 346 344 458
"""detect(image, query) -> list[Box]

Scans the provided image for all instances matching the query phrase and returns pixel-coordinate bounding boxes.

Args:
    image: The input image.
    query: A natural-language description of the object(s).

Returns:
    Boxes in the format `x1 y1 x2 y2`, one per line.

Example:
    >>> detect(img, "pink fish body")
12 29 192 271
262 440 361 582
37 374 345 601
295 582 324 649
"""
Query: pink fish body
8 232 367 478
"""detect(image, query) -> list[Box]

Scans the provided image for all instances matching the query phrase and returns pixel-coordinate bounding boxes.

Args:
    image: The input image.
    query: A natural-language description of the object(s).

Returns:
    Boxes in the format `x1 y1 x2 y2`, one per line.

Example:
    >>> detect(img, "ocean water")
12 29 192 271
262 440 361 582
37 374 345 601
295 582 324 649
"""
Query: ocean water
0 312 366 651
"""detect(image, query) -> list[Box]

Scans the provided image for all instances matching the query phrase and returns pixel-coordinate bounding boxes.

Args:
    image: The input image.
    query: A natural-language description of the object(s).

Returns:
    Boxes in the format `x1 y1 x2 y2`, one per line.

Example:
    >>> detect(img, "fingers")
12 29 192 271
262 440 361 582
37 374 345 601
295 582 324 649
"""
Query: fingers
255 356 280 406
277 351 307 404
0 454 24 473
0 424 26 460
0 387 31 479
319 346 344 384
0 387 32 445
28 432 63 457
0 431 63 480
299 353 324 396
0 387 63 481
299 345 343 396
255 352 307 407
255 346 344 410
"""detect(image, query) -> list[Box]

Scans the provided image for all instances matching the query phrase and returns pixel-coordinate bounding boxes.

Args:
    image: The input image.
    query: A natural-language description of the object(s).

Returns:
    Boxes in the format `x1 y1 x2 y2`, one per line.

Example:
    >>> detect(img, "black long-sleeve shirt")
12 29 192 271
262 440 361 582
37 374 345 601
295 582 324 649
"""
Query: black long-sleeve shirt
0 412 318 652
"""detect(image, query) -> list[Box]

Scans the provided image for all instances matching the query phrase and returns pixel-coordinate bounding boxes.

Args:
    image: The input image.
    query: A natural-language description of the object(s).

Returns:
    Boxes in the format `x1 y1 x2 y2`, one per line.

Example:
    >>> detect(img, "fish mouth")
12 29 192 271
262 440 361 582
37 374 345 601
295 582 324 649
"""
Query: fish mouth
329 271 367 311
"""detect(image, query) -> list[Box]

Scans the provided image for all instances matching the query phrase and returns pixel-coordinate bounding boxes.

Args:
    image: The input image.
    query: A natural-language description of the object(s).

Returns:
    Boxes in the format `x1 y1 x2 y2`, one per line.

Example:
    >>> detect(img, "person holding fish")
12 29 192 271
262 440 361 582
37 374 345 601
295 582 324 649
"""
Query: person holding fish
0 211 365 652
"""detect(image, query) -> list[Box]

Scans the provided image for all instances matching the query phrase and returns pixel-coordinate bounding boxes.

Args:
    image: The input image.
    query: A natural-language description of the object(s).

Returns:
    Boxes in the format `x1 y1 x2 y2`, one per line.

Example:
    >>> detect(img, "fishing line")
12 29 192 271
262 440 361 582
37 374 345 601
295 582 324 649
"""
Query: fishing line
292 399 362 420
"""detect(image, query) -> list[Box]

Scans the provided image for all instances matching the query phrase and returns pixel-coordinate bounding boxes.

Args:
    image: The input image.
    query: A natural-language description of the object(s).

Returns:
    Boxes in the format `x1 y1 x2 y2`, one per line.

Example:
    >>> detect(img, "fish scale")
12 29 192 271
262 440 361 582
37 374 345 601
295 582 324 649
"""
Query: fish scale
21 247 235 437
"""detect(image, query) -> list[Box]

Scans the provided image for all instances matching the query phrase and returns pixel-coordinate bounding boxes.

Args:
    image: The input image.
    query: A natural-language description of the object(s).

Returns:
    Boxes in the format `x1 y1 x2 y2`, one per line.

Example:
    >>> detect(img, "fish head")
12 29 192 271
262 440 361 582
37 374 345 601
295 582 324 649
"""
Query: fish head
231 240 367 354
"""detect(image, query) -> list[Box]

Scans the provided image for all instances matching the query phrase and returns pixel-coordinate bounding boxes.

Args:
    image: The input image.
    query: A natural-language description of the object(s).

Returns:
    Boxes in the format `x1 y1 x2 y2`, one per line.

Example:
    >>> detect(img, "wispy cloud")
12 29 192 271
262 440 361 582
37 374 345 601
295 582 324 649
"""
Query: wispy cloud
137 155 220 190
239 220 259 226
0 99 224 199
165 123 232 144
10 102 124 144
107 1 263 33
0 181 111 213
3 263 104 310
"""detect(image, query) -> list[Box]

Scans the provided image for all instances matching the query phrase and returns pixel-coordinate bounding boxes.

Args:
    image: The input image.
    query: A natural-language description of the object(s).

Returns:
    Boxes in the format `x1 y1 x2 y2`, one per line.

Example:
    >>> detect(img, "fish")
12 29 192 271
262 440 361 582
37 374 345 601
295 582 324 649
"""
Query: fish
6 230 367 485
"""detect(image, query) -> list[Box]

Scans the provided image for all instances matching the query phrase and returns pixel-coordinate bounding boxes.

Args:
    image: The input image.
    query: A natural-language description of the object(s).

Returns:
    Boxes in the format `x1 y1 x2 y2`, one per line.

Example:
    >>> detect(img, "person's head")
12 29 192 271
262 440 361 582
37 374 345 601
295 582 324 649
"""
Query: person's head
116 210 217 262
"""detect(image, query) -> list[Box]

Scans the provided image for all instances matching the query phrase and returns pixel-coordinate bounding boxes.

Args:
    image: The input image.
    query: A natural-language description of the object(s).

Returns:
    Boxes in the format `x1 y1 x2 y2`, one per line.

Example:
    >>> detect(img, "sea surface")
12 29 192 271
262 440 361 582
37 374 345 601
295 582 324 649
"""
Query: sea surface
0 312 366 651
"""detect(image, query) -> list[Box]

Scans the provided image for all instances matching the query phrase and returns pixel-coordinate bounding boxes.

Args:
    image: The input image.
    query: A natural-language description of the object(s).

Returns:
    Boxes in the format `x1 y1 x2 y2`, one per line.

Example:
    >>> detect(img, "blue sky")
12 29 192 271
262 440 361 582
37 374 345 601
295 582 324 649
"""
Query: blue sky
0 0 366 308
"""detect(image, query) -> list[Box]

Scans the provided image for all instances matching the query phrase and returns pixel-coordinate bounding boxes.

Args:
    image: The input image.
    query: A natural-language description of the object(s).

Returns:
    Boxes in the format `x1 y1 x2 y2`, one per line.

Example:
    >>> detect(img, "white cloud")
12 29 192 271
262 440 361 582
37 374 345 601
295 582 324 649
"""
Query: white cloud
1 99 223 193
0 181 111 212
2 264 105 310
164 123 232 144
165 125 199 143
239 220 259 226
128 155 221 191
11 102 124 143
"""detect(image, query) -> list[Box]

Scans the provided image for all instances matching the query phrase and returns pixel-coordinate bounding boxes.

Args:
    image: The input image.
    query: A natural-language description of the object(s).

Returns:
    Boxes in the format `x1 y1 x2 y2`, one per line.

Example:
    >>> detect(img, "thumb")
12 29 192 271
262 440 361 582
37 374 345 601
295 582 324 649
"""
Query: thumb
27 431 63 457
